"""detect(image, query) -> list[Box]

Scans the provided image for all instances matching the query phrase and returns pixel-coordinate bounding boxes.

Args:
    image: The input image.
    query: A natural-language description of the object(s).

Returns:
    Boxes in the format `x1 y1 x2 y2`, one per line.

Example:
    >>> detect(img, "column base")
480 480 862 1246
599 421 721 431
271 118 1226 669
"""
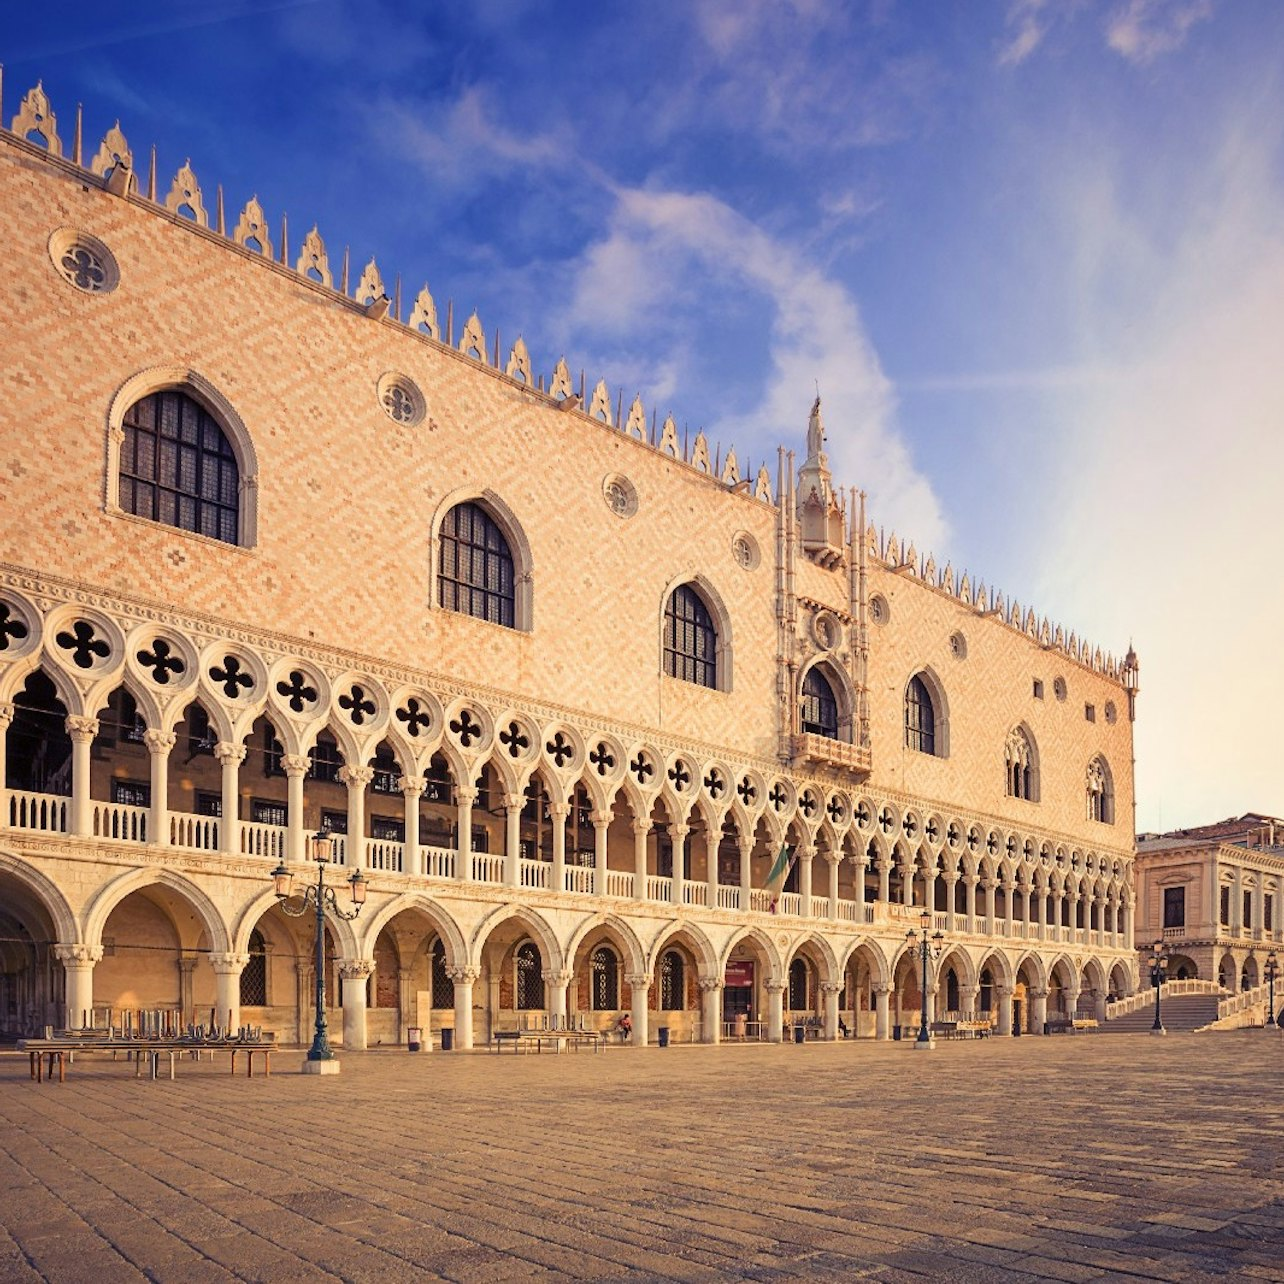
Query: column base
1149 1028 1166 1036
301 1058 342 1074
912 1037 936 1051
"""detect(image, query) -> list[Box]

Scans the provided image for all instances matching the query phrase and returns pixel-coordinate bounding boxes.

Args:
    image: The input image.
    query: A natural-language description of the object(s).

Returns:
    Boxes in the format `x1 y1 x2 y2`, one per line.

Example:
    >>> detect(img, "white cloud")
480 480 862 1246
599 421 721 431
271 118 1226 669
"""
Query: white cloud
565 185 947 550
1105 0 1215 63
998 0 1058 66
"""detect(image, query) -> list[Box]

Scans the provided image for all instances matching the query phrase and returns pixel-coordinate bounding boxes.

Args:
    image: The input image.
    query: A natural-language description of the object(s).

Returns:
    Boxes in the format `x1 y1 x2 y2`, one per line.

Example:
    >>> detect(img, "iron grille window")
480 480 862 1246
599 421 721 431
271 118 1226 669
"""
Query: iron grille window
111 779 150 808
664 585 717 689
371 750 399 794
264 727 285 777
1163 886 1185 929
195 791 222 818
310 736 343 783
431 940 453 1009
591 947 619 1010
904 675 936 754
320 809 347 835
788 958 808 1010
516 942 544 1010
186 703 216 757
801 668 838 738
120 389 239 544
240 930 267 1006
371 815 404 841
251 798 287 827
102 689 147 746
438 502 515 628
659 950 684 1010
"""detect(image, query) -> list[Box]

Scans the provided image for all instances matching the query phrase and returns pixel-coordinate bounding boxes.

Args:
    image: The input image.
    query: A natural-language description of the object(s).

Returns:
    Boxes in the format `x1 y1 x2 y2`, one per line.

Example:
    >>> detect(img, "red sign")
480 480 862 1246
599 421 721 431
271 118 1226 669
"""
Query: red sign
725 961 755 987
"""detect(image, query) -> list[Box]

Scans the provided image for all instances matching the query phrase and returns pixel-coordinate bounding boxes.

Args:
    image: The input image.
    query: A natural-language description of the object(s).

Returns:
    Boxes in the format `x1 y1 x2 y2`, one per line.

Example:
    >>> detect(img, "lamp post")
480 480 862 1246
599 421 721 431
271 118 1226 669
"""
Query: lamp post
1148 939 1168 1035
1265 951 1279 1030
905 908 944 1051
272 832 366 1074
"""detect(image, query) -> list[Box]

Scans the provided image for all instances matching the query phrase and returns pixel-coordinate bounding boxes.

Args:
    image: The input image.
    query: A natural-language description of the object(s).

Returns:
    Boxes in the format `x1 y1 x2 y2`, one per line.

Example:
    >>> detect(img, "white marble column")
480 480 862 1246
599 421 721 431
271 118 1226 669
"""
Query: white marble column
705 828 719 909
633 817 649 900
827 853 840 920
503 792 522 887
544 969 572 1026
282 754 309 863
593 810 612 897
552 801 570 893
821 981 841 1040
455 787 476 882
959 983 978 1020
996 984 1013 1035
965 874 979 928
873 983 891 1040
626 972 651 1046
798 846 814 917
765 980 785 1043
943 874 958 931
983 877 997 931
339 960 372 1049
1065 985 1081 1022
699 977 722 1044
899 859 915 906
209 952 250 1033
338 765 372 869
214 741 245 855
66 715 98 838
54 944 101 1029
670 823 688 906
449 965 479 1049
1030 987 1048 1034
878 855 891 904
400 778 423 875
739 836 753 910
0 703 12 801
144 729 175 845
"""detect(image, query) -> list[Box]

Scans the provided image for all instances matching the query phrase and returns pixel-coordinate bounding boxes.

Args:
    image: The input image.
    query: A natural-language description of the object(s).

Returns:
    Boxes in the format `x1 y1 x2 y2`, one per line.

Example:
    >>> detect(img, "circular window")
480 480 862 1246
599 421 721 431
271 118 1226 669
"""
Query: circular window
1054 676 1067 702
1105 700 1117 724
869 594 890 626
732 531 760 570
376 372 426 426
48 228 119 294
949 631 967 659
602 474 638 519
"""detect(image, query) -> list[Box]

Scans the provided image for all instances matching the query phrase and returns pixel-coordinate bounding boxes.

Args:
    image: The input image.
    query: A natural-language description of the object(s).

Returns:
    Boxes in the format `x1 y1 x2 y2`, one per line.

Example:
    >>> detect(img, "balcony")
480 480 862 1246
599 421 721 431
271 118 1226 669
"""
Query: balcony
790 733 871 778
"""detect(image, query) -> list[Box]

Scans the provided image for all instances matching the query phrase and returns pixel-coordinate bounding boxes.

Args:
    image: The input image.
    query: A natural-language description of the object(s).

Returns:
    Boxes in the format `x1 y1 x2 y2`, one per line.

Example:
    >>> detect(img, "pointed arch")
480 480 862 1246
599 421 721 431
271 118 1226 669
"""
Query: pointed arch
660 574 733 693
1004 723 1039 802
83 867 232 954
431 486 533 631
356 893 468 969
0 850 78 942
904 666 949 757
470 903 560 972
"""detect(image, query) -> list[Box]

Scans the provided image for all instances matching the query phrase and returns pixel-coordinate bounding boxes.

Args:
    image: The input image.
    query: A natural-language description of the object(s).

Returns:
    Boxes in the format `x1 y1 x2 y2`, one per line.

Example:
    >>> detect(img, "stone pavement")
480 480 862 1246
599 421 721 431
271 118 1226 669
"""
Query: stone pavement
0 1032 1281 1283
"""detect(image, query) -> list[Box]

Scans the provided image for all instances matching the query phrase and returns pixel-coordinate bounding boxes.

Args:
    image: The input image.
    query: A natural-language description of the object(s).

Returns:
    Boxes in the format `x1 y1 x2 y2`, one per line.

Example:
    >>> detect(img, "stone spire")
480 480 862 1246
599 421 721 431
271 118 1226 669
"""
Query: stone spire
796 396 844 568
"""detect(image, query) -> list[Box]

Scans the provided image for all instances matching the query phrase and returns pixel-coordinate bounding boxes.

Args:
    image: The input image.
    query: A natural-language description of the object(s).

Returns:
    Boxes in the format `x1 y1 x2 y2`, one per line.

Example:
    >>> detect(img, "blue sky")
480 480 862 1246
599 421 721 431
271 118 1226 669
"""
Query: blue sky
5 0 1283 831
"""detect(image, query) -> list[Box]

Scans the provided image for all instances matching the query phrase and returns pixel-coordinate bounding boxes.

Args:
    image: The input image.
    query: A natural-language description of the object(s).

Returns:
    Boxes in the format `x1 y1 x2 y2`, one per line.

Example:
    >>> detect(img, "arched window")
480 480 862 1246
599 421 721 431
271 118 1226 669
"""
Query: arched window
801 667 839 739
788 958 808 1011
240 929 267 1006
664 585 717 689
1005 727 1037 800
120 389 240 544
430 938 453 1009
659 949 685 1010
439 502 516 628
516 941 544 1010
591 946 619 1010
6 670 72 795
945 968 960 1013
1086 756 1114 823
980 968 993 1013
904 674 936 755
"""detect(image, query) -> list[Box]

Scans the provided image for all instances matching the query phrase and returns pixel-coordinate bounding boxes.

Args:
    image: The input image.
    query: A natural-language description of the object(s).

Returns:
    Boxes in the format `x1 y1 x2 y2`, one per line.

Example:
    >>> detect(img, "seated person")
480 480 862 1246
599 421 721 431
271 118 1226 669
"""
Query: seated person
616 1013 633 1042
838 1015 850 1038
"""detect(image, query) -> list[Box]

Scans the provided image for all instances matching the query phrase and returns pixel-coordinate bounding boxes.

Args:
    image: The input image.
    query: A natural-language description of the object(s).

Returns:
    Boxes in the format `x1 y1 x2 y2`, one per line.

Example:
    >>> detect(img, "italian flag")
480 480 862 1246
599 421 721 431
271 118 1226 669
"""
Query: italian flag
763 842 795 913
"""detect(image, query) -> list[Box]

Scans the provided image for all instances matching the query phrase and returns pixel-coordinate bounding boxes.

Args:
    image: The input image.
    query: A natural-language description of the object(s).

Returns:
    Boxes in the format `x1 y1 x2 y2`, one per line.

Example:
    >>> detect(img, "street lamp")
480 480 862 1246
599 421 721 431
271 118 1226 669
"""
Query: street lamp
272 832 366 1073
1148 939 1168 1035
1265 951 1279 1030
905 908 944 1051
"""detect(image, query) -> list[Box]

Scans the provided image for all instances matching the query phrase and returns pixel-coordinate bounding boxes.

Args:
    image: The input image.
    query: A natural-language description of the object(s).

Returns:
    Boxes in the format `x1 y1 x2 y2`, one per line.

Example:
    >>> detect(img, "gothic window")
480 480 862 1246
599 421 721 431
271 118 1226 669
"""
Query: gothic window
6 671 72 795
439 502 516 628
240 929 267 1006
904 674 937 755
371 745 400 795
186 703 216 757
102 688 146 745
430 939 454 1009
801 667 839 739
659 950 685 1010
1220 885 1230 926
320 809 347 835
1085 756 1114 823
980 968 993 1013
516 942 544 1010
195 791 221 818
664 584 717 689
945 968 960 1013
309 734 343 783
591 946 619 1011
119 389 239 544
1004 727 1037 801
788 958 808 1011
263 725 285 777
371 815 404 842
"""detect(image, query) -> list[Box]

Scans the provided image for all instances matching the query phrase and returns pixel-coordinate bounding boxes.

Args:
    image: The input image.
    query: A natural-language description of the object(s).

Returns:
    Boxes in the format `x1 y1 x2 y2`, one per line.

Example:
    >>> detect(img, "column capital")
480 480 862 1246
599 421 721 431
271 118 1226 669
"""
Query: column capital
208 952 251 974
0 701 14 728
871 982 891 996
447 964 480 984
65 715 99 742
697 976 723 992
501 791 524 812
542 968 574 986
1028 986 1049 999
338 958 374 981
624 972 653 990
456 787 478 807
143 728 177 755
399 777 425 799
630 815 649 835
819 981 843 995
548 800 571 820
214 740 247 766
797 845 816 861
177 956 198 977
54 942 103 965
591 810 614 827
339 764 374 788
763 981 785 995
668 822 690 841
281 754 310 779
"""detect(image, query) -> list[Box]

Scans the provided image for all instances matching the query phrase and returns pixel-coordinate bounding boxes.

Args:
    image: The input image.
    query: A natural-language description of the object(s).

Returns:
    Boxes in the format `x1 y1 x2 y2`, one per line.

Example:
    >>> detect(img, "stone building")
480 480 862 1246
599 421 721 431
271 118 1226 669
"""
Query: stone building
1135 813 1283 988
0 79 1140 1050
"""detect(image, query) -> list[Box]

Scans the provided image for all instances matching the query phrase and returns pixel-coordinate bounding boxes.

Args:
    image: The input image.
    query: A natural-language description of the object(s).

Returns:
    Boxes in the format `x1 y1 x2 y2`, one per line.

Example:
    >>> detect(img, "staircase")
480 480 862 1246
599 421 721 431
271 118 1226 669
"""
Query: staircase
1102 994 1222 1032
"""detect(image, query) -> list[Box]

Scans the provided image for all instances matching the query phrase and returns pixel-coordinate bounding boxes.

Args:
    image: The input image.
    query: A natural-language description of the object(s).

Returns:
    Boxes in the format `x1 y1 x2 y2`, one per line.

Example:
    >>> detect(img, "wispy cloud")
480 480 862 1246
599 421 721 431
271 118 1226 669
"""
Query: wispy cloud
1105 0 1215 64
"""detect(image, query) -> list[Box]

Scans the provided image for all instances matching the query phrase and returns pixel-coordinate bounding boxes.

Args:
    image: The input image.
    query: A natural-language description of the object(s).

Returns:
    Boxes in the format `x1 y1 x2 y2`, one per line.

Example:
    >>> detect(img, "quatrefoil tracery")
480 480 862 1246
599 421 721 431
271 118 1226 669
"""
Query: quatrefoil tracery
0 602 30 651
629 753 654 785
210 655 254 699
137 639 185 685
737 776 756 806
449 708 483 749
589 743 615 776
500 721 530 758
546 731 574 768
55 620 110 669
395 698 432 737
339 684 376 726
667 760 691 793
703 769 725 799
277 670 318 713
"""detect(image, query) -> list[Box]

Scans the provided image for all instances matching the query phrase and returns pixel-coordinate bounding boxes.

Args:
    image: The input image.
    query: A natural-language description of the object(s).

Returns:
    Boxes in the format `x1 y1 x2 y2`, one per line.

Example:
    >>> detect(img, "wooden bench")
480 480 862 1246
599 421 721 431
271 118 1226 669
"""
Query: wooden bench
229 1045 272 1076
1072 1018 1099 1033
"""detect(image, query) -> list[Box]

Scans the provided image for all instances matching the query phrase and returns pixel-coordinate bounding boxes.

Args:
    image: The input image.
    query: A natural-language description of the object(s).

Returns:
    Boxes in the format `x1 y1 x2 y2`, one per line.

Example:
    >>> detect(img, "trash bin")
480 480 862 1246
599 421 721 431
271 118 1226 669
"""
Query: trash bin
407 1026 422 1052
892 1024 902 1041
440 1026 454 1051
658 1026 670 1048
793 1024 805 1044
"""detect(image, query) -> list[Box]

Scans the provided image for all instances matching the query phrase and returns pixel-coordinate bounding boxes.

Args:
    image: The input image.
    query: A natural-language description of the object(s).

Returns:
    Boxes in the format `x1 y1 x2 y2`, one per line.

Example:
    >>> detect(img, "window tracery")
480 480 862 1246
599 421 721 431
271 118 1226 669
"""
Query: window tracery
1005 727 1037 801
904 674 936 755
664 584 717 689
439 502 516 628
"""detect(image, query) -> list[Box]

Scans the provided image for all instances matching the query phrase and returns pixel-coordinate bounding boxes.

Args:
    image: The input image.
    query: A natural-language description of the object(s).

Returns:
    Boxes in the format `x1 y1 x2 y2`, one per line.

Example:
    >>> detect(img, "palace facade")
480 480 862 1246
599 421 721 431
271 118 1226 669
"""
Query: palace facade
0 79 1140 1050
